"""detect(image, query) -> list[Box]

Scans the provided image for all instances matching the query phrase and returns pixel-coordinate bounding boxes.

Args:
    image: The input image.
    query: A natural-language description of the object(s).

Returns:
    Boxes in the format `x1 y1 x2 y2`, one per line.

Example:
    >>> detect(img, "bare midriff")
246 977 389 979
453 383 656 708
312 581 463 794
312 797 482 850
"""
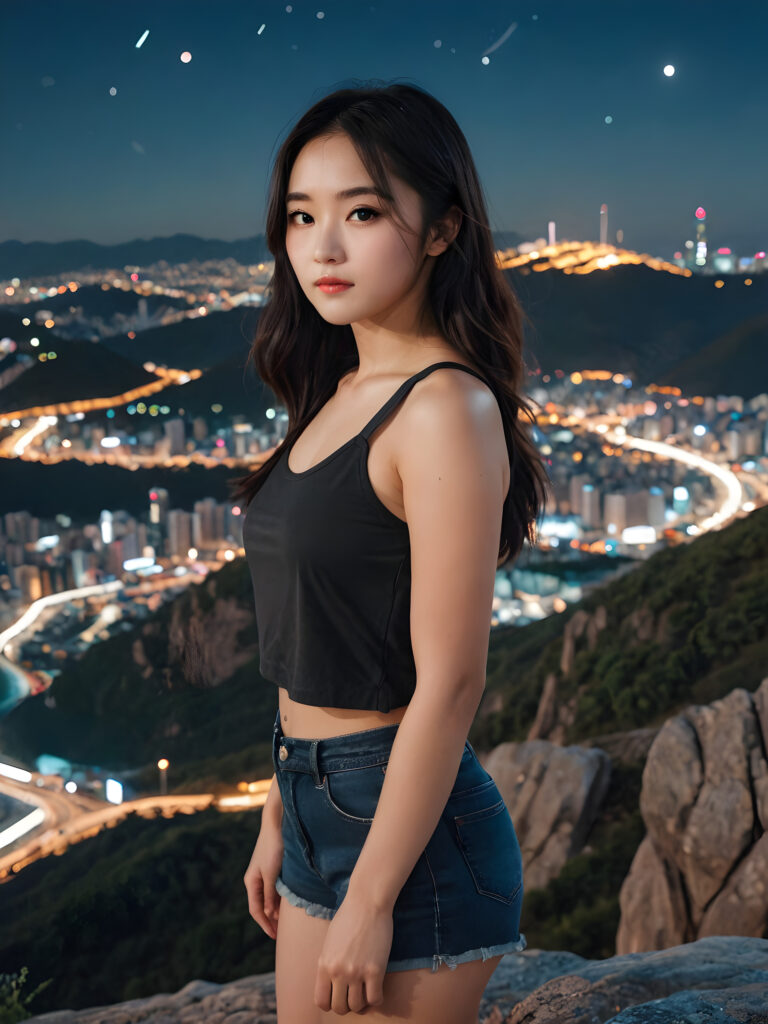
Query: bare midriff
278 687 409 739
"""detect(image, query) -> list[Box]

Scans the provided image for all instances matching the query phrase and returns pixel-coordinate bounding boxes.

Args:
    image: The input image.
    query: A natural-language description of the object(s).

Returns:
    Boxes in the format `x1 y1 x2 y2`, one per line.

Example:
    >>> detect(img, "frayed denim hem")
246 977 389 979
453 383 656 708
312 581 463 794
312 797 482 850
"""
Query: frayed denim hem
275 876 527 974
387 934 528 974
276 876 336 920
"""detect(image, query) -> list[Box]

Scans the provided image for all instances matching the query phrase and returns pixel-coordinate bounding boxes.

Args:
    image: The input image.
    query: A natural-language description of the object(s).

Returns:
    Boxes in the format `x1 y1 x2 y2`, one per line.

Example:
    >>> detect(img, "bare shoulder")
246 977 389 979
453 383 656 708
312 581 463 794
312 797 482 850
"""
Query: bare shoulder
399 362 503 446
392 361 508 499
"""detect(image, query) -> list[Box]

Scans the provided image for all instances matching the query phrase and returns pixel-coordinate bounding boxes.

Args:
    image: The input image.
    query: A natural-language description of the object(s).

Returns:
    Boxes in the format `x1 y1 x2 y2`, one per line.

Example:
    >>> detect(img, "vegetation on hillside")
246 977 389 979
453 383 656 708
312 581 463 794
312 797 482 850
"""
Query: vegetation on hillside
473 506 768 751
0 807 271 1016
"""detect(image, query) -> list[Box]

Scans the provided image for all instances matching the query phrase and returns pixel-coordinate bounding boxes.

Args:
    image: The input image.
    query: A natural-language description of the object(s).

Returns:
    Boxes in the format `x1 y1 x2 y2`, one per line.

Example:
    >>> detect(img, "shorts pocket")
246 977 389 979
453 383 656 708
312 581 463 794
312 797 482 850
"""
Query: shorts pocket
445 774 497 809
453 798 523 904
321 762 388 824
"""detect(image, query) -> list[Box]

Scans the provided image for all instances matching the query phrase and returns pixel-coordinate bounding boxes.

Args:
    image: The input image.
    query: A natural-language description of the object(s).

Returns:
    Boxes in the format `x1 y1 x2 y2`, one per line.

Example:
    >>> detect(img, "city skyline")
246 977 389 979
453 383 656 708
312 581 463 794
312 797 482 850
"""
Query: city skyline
3 0 767 257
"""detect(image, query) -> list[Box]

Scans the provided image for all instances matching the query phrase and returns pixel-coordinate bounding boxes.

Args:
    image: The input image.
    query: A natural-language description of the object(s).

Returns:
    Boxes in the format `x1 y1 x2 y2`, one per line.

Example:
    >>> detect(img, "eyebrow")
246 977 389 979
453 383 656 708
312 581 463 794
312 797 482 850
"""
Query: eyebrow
285 186 388 203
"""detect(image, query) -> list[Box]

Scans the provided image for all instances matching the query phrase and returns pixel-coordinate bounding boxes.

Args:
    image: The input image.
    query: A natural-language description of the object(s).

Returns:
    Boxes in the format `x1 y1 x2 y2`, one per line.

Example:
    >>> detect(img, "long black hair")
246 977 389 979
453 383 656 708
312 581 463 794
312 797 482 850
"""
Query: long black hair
229 80 550 563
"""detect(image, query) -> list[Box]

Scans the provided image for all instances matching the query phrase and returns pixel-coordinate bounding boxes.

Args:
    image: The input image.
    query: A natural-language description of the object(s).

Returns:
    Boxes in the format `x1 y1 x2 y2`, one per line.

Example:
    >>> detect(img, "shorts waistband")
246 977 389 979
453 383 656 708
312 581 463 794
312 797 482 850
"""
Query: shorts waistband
272 706 402 774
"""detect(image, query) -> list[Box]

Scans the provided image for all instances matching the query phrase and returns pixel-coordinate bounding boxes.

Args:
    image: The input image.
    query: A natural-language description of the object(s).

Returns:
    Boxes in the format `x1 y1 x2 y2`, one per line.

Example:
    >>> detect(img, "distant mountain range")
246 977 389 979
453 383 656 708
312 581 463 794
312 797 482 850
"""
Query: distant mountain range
0 233 274 280
0 230 528 280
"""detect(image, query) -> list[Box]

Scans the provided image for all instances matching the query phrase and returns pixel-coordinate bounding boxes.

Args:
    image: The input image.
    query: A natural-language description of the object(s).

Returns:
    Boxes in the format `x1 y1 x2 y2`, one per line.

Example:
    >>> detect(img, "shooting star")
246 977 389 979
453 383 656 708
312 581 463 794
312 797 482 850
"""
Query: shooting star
482 21 517 57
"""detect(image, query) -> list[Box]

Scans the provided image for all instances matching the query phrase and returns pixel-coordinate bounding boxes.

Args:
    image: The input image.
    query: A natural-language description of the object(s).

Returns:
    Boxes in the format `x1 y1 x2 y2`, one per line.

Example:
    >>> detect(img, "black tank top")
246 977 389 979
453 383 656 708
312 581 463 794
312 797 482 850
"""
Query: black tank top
242 360 492 712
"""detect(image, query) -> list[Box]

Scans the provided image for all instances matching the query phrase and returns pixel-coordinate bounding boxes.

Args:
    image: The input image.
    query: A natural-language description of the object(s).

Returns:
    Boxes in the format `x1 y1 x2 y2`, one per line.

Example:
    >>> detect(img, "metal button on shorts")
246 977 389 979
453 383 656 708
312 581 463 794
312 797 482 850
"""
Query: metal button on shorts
278 744 288 761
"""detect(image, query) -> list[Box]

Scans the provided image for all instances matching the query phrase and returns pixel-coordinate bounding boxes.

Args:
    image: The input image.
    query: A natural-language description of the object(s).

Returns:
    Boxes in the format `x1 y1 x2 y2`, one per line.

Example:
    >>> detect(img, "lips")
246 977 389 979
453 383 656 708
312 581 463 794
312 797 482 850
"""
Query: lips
315 277 353 285
316 278 353 293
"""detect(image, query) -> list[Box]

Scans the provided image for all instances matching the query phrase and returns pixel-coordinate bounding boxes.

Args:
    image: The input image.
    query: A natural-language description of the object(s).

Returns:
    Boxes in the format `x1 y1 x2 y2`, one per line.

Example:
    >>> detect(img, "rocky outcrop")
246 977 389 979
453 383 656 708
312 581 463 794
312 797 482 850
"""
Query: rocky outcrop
526 672 561 741
529 600 677 747
559 605 608 676
482 738 612 889
501 935 768 1024
22 936 768 1024
133 591 257 689
527 605 609 745
579 726 658 766
617 678 768 954
167 591 256 688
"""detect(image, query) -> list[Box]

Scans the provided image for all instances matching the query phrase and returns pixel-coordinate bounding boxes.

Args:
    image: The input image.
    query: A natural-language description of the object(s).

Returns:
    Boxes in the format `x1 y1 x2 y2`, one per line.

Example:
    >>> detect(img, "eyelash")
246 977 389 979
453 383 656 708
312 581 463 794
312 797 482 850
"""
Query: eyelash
286 207 381 225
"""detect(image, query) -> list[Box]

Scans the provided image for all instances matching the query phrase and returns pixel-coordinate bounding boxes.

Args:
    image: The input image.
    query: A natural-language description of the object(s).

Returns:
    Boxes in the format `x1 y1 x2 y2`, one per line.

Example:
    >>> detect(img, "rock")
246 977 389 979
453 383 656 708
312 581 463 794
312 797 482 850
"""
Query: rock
616 834 692 953
526 672 558 741
680 690 758 920
559 605 607 678
638 714 703 869
22 937 768 1024
165 593 256 688
699 831 768 937
601 983 768 1023
625 606 656 644
23 976 276 1023
617 677 768 953
560 608 590 676
580 726 659 766
477 948 591 1018
482 739 612 889
504 935 768 1024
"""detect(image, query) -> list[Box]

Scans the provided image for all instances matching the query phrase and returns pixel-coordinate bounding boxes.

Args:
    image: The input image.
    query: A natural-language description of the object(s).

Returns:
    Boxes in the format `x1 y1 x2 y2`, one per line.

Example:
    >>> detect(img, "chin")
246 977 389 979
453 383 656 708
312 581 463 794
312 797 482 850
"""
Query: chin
316 311 355 326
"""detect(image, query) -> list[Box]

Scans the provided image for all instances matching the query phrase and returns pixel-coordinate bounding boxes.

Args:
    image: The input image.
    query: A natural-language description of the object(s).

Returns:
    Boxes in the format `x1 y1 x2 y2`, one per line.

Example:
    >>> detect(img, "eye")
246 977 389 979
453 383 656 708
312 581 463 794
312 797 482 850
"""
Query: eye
286 207 381 225
350 207 381 223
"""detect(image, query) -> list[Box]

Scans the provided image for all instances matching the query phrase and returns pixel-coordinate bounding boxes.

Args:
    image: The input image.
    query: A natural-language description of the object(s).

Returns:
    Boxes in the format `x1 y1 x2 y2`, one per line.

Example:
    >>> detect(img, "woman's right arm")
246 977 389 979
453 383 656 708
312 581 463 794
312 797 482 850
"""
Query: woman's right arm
244 772 284 940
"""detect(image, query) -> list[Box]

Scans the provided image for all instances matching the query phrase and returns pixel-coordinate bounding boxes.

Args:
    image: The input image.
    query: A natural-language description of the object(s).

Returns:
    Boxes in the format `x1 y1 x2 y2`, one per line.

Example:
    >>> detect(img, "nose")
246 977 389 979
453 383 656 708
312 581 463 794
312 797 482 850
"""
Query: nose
313 226 345 264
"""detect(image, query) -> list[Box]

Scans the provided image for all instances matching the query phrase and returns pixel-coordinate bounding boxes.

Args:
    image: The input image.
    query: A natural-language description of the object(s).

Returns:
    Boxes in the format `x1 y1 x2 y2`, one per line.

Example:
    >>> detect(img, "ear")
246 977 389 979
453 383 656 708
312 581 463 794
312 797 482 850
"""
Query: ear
425 204 463 256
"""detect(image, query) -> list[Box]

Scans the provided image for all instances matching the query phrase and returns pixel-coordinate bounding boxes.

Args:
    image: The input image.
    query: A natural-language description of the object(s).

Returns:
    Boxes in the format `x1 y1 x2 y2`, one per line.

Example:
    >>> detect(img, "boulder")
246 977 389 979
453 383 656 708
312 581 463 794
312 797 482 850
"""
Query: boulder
503 934 768 1024
616 834 692 952
617 678 768 953
482 739 612 890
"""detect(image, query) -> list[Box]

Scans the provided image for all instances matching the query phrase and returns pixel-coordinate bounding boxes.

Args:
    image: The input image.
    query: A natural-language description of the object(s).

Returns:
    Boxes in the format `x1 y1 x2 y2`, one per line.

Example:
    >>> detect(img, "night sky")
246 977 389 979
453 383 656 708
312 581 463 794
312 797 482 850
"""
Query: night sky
3 0 766 258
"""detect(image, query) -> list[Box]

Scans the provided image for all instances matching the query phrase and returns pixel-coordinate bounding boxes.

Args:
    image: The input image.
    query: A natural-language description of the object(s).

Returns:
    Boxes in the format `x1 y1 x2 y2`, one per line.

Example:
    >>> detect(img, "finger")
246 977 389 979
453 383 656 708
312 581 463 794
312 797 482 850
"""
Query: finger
249 897 277 940
263 881 281 922
245 875 278 940
314 968 332 1013
331 979 351 1016
365 973 384 1006
347 980 368 1014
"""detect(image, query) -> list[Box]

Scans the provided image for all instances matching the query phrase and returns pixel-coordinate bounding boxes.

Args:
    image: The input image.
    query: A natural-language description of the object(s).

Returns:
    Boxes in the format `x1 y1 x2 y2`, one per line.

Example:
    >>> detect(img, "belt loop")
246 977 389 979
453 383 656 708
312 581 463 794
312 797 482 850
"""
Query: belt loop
309 740 322 787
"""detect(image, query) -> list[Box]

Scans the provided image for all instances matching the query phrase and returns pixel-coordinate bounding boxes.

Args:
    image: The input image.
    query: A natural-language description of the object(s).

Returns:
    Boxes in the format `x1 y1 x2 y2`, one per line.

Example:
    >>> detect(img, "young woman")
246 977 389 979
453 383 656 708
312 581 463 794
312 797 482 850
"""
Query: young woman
234 82 549 1023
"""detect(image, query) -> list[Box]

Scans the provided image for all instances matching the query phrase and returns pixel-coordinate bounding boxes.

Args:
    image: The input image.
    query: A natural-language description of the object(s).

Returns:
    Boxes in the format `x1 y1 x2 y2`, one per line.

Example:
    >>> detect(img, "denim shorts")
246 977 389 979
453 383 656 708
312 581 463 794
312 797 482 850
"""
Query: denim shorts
270 707 527 974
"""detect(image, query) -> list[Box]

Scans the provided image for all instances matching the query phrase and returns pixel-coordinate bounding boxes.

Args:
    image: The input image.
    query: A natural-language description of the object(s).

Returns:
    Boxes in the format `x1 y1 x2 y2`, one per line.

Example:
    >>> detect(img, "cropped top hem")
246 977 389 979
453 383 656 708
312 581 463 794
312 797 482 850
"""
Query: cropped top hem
259 661 411 713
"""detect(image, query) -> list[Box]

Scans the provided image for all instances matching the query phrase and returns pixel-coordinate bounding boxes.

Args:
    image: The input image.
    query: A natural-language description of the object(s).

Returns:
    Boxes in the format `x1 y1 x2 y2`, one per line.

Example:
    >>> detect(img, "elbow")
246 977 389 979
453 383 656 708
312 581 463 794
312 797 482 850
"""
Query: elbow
414 671 486 720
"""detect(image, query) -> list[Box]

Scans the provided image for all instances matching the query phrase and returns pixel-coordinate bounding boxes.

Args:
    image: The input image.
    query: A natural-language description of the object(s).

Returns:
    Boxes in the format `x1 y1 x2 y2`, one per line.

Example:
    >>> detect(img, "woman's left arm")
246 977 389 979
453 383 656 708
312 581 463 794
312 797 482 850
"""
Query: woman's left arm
348 370 508 907
314 372 508 1013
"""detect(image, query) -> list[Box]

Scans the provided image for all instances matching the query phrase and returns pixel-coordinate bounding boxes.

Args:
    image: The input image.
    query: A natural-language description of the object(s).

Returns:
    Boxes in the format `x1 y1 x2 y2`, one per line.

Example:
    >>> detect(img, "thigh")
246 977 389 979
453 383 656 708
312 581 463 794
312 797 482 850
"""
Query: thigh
319 954 504 1024
275 896 331 1024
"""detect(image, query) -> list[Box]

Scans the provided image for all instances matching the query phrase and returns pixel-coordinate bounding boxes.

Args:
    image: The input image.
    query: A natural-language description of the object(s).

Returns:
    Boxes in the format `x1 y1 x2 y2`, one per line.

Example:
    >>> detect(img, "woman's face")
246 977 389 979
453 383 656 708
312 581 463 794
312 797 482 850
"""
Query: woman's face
284 132 429 327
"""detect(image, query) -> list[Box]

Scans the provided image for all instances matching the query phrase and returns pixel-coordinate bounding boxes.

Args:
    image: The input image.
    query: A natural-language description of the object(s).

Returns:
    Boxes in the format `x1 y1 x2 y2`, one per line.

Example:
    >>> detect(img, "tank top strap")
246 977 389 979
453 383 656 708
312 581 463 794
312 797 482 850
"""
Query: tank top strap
359 361 492 441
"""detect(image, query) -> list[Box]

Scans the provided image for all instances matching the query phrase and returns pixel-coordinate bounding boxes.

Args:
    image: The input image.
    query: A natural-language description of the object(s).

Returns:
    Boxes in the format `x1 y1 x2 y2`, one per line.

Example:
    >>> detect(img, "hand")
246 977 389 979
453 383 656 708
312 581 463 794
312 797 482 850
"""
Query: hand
243 815 284 941
315 894 393 1014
